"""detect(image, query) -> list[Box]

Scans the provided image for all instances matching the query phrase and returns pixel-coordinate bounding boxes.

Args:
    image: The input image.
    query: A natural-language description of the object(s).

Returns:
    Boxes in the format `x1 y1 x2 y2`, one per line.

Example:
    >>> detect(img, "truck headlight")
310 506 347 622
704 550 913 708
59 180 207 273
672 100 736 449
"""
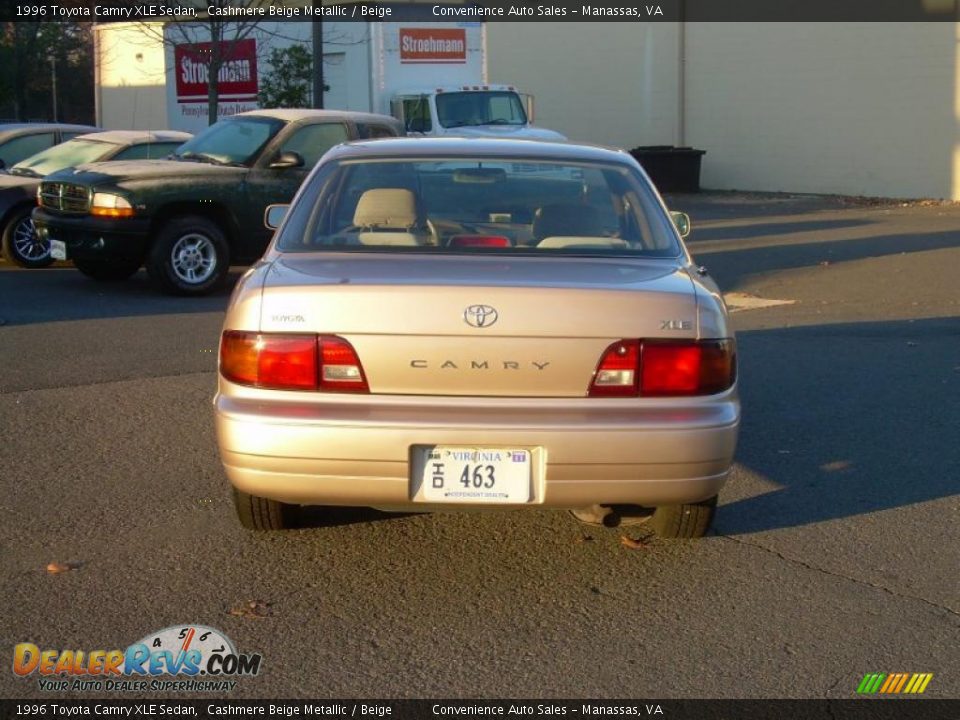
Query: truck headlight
91 192 135 218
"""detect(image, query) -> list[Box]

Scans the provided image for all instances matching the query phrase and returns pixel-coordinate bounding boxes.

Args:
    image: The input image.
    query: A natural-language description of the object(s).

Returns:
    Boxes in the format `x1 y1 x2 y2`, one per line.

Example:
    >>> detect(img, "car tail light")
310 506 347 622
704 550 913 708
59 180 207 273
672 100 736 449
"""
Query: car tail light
449 235 511 248
588 339 735 397
220 332 317 390
588 340 640 397
318 335 369 392
220 332 369 393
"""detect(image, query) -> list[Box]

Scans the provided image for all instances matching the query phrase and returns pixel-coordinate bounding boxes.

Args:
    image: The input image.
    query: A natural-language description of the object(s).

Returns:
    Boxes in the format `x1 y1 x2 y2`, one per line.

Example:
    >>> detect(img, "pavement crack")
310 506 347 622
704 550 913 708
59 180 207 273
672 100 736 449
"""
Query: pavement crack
717 533 960 619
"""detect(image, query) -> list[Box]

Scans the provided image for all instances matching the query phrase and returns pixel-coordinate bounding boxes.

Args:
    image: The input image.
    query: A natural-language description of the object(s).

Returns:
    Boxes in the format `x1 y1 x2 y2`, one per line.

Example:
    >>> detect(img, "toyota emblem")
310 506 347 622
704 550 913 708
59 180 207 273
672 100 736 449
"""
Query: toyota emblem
463 304 498 328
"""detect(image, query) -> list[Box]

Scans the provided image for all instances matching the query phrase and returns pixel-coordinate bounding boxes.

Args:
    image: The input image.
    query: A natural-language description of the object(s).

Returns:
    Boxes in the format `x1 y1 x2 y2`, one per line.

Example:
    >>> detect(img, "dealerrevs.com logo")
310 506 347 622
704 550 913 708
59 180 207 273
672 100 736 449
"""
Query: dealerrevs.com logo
13 625 262 692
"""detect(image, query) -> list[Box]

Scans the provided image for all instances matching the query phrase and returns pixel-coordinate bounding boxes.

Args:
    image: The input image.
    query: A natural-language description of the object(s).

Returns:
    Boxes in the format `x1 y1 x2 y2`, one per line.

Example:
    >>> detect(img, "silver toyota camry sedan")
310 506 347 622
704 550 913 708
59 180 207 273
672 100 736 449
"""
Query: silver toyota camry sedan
214 138 739 538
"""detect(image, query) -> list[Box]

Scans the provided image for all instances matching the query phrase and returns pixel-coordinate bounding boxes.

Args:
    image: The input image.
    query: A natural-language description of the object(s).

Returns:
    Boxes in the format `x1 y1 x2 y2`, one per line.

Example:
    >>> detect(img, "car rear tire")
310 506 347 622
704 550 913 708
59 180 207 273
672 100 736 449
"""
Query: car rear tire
146 215 230 296
2 205 53 268
651 495 718 539
73 256 141 281
233 488 293 531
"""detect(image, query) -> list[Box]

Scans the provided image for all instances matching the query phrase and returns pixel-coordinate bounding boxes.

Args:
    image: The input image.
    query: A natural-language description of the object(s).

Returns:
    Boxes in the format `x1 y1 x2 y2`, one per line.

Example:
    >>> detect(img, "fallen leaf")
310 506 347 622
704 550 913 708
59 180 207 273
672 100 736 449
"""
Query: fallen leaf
46 562 79 574
228 600 272 619
620 535 650 550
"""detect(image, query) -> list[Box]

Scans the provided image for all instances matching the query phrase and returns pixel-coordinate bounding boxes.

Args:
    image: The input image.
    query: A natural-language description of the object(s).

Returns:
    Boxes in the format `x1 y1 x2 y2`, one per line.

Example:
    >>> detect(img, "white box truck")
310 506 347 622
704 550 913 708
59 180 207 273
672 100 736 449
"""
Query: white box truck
358 22 565 140
157 20 564 139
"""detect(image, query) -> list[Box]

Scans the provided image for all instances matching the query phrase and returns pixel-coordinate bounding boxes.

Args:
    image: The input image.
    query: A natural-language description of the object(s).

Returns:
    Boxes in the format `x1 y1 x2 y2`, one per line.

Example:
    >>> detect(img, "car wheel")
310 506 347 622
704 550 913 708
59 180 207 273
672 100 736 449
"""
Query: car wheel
146 215 230 296
2 205 53 268
650 495 718 539
73 256 141 281
233 488 293 531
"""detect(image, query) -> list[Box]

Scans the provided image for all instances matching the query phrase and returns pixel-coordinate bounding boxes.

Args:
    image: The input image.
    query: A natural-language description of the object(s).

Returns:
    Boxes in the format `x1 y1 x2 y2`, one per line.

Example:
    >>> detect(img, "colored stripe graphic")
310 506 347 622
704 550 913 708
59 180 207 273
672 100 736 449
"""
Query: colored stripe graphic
856 674 874 693
858 673 933 694
892 673 909 693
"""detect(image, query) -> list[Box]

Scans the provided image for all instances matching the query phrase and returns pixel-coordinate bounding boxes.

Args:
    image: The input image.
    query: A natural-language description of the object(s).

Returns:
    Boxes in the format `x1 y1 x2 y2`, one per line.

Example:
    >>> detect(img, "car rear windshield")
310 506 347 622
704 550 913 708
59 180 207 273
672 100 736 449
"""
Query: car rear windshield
274 158 682 258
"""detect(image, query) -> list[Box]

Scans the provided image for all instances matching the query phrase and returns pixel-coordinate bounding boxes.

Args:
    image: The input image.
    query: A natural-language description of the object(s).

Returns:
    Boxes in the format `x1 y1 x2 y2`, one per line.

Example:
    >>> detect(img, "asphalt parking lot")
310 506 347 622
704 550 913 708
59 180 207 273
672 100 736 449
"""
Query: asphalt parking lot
1 192 957 700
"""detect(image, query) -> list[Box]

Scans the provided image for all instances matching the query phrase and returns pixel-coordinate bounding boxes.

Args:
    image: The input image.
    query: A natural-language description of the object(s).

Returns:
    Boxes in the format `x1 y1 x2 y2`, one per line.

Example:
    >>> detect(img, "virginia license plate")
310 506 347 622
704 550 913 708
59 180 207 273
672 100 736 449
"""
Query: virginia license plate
414 446 532 504
49 239 66 261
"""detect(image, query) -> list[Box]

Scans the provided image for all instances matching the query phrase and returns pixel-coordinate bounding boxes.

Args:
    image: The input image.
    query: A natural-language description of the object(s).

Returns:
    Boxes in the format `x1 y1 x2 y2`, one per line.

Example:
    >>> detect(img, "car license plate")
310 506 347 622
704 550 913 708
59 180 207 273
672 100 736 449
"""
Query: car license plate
414 446 531 503
49 239 67 261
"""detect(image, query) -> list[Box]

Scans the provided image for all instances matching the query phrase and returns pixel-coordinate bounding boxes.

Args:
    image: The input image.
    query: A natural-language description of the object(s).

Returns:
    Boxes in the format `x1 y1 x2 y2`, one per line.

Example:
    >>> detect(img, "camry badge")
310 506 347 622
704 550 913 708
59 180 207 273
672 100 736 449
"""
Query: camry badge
463 304 498 328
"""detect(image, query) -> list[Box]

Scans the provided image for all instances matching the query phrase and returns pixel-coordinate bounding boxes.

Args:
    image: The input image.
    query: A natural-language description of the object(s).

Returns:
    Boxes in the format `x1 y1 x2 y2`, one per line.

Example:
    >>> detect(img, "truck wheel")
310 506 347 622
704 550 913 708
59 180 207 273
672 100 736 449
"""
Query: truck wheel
146 215 230 296
2 206 53 268
651 495 718 539
233 488 293 531
73 256 141 281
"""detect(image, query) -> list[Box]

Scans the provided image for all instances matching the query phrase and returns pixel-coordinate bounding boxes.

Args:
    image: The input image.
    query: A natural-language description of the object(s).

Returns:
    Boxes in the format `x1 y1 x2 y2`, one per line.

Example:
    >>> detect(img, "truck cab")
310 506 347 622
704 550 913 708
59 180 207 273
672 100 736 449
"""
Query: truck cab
390 85 566 141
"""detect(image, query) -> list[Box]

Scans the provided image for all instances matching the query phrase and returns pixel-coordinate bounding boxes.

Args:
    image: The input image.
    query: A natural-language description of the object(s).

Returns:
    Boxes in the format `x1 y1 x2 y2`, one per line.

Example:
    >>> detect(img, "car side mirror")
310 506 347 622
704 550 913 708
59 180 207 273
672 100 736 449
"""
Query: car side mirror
670 211 691 238
264 204 289 230
269 151 304 169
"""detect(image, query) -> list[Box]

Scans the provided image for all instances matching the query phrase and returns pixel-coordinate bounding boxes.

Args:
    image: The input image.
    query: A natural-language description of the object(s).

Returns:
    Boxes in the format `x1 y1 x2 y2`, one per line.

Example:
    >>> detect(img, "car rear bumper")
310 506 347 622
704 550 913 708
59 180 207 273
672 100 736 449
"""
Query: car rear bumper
214 389 740 509
32 208 150 262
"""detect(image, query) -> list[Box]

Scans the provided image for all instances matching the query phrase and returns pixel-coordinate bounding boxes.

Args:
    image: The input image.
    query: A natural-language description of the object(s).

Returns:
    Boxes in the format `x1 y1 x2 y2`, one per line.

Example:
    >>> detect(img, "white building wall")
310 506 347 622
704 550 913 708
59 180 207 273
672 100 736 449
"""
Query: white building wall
684 22 958 199
94 20 959 200
95 23 169 130
486 22 681 147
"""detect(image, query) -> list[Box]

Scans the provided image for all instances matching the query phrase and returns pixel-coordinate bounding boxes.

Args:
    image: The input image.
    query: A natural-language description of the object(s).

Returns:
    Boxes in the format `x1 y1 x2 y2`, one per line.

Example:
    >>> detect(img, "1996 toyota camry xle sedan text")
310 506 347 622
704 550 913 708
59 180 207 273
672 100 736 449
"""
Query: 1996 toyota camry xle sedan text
215 138 740 538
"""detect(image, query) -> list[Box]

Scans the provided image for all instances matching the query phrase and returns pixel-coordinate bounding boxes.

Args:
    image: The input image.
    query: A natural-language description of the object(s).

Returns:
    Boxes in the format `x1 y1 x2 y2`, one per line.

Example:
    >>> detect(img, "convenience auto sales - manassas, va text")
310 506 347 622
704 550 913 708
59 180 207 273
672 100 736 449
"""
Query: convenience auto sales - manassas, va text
430 4 666 17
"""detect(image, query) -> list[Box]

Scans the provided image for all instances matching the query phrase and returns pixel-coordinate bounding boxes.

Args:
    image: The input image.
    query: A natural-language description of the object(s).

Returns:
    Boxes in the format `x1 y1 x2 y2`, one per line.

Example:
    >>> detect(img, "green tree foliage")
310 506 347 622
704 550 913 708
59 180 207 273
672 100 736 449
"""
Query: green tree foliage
0 23 94 123
258 44 324 109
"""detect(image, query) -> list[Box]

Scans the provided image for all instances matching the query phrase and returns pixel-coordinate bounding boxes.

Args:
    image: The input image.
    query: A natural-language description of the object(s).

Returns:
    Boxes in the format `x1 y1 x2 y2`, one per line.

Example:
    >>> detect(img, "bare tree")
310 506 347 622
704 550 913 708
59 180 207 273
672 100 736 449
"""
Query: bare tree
133 0 284 125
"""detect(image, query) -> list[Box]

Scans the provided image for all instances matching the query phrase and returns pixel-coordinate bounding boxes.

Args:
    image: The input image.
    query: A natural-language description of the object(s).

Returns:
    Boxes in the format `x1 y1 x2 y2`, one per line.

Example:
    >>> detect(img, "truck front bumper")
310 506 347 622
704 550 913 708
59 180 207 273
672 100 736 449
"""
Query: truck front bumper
32 208 151 263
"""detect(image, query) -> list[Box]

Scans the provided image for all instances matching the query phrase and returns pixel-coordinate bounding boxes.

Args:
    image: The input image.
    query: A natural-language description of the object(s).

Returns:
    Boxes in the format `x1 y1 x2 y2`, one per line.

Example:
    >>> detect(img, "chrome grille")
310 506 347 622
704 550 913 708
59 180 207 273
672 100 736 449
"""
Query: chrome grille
39 182 90 214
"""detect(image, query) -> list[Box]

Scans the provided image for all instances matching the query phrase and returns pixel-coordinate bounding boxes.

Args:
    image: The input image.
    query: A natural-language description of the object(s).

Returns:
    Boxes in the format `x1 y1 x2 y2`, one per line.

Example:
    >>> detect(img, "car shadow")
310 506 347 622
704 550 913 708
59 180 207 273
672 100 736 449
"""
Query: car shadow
691 228 960 291
291 505 418 529
715 316 960 535
0 266 244 326
686 218 873 242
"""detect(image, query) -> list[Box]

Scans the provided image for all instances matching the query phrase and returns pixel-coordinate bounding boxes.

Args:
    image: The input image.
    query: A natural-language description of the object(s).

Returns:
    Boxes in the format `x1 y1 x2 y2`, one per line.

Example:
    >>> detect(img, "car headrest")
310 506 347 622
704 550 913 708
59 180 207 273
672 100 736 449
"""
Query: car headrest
532 203 603 240
353 188 418 229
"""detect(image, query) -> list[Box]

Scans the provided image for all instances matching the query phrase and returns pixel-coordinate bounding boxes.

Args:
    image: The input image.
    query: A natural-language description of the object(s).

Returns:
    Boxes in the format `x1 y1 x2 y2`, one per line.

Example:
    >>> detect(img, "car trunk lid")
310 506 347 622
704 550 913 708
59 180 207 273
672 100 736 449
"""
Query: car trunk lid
259 254 697 397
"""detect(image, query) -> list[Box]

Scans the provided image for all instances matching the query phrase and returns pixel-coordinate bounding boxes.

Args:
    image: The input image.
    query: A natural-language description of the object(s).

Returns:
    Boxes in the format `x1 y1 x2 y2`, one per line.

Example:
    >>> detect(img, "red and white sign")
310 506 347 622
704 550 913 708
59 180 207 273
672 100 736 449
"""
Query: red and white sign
399 28 466 64
175 39 259 103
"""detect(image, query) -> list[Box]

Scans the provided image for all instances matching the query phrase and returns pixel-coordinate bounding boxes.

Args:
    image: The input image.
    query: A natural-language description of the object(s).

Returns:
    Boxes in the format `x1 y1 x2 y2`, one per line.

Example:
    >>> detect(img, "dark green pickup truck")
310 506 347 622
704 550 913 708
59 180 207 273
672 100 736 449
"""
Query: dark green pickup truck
32 109 402 295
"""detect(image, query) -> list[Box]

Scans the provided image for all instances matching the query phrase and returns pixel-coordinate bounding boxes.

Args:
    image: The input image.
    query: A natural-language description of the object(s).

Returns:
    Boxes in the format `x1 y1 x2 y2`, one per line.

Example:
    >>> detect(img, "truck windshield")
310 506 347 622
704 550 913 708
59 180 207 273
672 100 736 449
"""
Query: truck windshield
10 139 116 177
174 116 284 166
436 92 528 129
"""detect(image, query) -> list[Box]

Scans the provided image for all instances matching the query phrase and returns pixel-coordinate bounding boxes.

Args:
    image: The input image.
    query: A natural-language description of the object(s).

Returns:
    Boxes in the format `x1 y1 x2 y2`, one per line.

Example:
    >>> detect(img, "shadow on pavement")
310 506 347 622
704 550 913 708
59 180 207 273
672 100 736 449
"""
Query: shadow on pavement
293 505 418 529
0 266 244 326
716 316 960 535
687 218 874 243
693 228 960 291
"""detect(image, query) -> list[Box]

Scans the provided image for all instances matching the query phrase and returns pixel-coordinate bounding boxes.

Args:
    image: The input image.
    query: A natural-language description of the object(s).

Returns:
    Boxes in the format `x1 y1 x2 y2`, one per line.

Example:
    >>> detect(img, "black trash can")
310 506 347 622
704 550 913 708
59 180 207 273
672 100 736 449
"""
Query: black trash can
628 146 706 193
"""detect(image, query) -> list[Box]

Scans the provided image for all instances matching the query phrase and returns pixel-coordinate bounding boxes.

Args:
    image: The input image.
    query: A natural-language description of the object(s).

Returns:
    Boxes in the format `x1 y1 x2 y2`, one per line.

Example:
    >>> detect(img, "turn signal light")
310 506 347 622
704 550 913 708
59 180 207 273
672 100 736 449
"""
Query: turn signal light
220 332 368 393
589 339 735 397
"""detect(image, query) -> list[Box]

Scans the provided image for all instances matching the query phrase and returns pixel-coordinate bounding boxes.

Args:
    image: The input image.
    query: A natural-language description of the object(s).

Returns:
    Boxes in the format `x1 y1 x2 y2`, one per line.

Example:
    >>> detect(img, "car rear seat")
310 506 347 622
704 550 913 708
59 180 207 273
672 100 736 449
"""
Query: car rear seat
531 203 605 245
352 188 429 246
